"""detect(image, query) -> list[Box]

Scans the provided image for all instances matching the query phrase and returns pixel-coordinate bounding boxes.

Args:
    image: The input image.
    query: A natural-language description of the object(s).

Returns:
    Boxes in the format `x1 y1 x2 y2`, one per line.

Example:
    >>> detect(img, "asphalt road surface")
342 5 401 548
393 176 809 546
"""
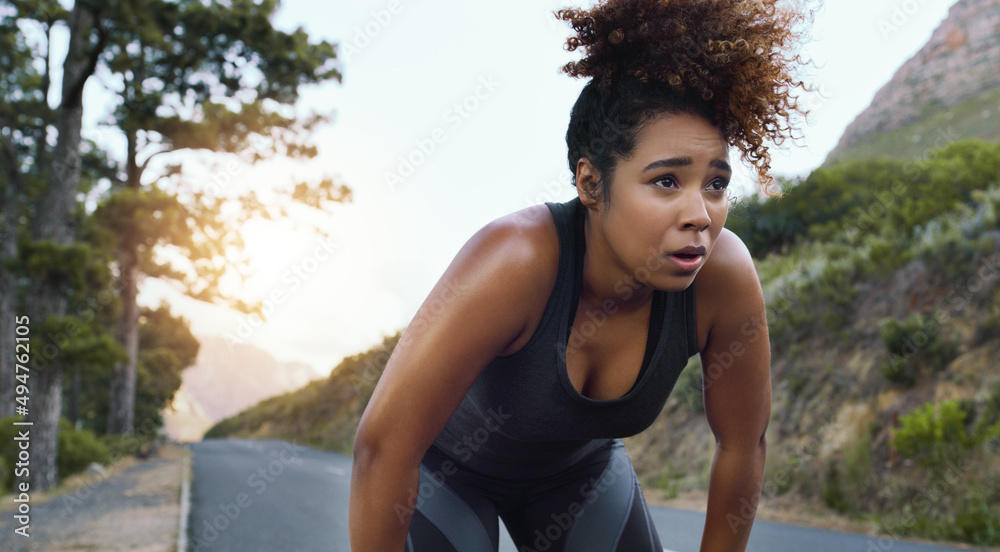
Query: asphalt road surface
188 439 983 552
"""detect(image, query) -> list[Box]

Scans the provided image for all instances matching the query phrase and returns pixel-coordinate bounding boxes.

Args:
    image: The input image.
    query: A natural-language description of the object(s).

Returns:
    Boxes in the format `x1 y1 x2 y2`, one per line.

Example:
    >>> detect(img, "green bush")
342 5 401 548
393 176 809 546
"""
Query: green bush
0 417 110 491
891 400 998 474
952 493 1000 546
648 471 681 500
58 419 110 479
879 355 914 386
100 431 157 462
0 416 27 492
860 233 914 278
878 312 957 386
821 461 849 514
821 428 875 516
0 454 9 493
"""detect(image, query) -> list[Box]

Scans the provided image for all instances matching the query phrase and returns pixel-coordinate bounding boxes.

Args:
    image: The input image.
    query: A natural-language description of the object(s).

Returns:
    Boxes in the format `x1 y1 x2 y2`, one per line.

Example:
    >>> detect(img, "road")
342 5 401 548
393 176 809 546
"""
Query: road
187 439 985 552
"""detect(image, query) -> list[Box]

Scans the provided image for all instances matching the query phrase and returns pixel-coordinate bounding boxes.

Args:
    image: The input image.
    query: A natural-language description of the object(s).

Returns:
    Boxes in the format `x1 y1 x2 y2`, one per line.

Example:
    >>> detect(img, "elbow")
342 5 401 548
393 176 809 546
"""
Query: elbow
352 418 383 473
352 417 424 475
714 428 767 459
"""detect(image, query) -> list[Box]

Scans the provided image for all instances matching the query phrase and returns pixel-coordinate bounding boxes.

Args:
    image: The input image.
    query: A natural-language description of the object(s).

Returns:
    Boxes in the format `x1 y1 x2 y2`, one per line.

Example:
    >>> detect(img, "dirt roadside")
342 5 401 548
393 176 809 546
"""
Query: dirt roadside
0 442 189 552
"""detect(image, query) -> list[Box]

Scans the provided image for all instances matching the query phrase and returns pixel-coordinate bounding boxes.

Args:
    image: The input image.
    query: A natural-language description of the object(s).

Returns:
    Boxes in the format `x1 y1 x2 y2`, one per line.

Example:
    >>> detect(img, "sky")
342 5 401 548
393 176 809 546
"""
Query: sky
112 0 961 376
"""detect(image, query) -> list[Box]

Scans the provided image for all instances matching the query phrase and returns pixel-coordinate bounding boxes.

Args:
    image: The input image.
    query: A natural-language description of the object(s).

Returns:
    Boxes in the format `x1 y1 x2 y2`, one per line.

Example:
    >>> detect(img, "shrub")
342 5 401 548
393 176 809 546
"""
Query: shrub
58 419 110 479
0 455 9 493
0 416 28 492
878 311 957 386
675 356 704 413
821 461 849 514
100 431 157 462
891 400 991 474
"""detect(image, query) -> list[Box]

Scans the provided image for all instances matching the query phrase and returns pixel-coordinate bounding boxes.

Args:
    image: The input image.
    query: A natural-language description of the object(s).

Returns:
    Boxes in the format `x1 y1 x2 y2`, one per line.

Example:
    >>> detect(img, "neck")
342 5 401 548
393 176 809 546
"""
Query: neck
580 210 655 314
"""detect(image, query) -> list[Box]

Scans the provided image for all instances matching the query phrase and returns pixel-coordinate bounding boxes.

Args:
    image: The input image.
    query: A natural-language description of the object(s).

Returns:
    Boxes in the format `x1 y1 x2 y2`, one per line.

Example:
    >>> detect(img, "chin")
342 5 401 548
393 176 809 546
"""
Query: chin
650 272 698 293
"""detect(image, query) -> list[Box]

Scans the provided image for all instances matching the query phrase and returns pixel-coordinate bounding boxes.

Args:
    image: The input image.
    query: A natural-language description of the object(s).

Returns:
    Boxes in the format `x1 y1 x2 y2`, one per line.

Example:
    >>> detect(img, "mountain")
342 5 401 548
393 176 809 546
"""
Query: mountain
824 0 1000 164
162 335 322 441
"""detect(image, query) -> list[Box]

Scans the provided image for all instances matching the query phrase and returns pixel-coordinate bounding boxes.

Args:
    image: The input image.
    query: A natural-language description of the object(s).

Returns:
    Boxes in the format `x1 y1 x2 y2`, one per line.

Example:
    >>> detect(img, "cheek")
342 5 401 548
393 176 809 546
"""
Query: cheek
712 203 729 226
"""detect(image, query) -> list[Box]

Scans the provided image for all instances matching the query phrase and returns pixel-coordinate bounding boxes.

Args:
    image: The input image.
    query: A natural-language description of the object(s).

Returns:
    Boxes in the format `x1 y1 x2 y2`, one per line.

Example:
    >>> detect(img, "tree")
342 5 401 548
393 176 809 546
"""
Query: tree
3 0 348 491
89 0 347 435
0 0 110 492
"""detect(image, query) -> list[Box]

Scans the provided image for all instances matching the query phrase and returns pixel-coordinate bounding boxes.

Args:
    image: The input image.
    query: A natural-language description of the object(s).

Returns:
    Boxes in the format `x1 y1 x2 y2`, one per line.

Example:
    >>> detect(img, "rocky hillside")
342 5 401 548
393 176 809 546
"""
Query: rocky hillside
162 335 322 441
825 0 1000 164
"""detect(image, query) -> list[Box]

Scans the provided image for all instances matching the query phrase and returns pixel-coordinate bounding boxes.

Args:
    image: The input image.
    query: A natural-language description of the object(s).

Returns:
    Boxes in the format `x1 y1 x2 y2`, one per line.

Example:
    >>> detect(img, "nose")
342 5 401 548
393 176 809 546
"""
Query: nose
678 189 712 231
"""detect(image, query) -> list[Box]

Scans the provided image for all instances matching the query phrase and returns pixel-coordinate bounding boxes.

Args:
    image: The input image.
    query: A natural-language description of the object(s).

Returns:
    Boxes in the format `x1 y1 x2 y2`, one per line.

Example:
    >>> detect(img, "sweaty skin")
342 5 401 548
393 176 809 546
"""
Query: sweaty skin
349 112 771 552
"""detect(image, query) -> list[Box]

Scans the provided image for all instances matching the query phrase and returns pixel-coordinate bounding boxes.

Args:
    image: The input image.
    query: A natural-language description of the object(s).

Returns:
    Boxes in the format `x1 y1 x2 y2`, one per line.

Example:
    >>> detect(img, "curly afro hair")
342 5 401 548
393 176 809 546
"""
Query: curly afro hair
556 0 812 198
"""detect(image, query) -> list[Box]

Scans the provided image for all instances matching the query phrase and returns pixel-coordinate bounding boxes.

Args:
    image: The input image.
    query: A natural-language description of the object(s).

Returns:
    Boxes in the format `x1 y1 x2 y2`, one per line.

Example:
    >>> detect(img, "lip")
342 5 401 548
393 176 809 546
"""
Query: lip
667 253 704 272
670 245 707 256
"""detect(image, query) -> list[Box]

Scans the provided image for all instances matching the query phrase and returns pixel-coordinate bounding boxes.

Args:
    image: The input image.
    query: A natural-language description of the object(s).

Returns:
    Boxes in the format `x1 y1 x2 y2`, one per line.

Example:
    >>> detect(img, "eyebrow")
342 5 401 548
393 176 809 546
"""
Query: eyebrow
642 157 732 173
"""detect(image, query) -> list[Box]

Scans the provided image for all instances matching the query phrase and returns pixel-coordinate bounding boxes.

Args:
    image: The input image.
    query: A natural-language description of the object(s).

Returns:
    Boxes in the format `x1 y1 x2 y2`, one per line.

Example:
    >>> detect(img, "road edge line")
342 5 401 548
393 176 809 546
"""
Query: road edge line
177 449 191 552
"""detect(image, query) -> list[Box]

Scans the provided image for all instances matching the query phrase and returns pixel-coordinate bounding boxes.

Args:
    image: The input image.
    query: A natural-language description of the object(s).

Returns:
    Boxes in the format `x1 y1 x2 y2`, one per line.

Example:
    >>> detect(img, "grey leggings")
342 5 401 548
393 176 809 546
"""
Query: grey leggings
406 439 663 552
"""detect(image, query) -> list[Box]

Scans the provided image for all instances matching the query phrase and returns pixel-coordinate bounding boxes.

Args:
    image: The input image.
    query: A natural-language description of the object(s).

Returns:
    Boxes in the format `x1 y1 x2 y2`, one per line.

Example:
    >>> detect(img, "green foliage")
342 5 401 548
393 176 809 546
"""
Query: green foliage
879 355 914 386
821 428 875 515
891 400 999 474
730 141 1000 260
0 416 111 491
821 461 849 514
857 233 914 278
57 419 110 479
0 417 25 492
762 452 795 498
878 312 957 386
826 86 1000 166
100 431 159 462
134 305 200 430
205 332 402 453
17 240 112 302
0 454 8 493
674 356 704 413
66 305 197 434
648 470 681 500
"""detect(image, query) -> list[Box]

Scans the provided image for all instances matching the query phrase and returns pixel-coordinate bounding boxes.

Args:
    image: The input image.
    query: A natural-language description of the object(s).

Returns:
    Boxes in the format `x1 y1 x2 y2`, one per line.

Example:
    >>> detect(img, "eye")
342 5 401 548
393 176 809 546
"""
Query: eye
653 175 678 188
707 178 730 192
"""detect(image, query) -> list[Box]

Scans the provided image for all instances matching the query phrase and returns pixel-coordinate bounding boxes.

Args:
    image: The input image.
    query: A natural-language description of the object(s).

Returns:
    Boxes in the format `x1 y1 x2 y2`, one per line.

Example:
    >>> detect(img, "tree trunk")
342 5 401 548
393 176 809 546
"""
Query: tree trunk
107 242 139 435
25 1 104 493
107 120 143 436
69 368 80 428
0 139 21 419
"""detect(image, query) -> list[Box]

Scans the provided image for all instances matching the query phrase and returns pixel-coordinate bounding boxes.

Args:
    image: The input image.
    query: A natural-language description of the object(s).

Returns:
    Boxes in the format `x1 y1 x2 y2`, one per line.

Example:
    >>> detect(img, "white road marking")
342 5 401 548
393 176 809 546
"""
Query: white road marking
325 466 347 476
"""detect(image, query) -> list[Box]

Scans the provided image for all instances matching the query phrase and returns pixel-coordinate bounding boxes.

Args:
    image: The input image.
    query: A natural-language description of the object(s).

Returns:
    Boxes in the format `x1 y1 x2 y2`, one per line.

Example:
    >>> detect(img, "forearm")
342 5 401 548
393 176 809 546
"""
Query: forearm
699 438 767 552
349 444 421 552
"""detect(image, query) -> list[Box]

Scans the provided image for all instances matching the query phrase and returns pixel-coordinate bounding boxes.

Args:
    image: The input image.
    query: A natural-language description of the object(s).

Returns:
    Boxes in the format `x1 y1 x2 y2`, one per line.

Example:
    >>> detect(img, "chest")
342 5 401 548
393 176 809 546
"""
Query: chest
564 299 654 401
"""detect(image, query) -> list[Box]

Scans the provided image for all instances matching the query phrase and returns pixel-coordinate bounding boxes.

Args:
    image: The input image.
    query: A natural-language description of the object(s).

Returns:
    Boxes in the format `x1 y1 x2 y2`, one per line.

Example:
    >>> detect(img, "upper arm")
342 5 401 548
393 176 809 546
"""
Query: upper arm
354 205 558 464
696 228 771 451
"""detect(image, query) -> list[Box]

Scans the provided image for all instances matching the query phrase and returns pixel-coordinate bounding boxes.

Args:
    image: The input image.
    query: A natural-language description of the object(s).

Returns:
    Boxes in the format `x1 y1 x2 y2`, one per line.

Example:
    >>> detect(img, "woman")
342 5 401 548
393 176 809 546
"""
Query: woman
350 0 810 550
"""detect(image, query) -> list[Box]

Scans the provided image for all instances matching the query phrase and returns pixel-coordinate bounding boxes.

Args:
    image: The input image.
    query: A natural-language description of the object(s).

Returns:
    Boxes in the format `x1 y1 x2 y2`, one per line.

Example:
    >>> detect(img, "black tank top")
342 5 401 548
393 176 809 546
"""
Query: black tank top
429 196 700 479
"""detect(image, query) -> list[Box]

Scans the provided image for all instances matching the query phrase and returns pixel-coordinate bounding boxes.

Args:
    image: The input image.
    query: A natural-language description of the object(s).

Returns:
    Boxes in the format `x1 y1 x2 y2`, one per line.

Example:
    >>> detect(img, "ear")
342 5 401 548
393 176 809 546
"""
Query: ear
574 157 602 210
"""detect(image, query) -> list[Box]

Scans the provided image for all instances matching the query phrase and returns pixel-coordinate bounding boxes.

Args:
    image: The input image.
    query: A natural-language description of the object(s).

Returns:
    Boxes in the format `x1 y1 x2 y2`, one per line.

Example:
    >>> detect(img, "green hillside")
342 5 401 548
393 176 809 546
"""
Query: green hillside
824 87 1000 166
207 141 1000 547
204 333 399 454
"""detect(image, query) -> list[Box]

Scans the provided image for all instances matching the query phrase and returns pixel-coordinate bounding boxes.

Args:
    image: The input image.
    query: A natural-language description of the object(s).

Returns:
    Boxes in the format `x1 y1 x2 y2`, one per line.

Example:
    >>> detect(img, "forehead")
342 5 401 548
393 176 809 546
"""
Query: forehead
630 112 730 163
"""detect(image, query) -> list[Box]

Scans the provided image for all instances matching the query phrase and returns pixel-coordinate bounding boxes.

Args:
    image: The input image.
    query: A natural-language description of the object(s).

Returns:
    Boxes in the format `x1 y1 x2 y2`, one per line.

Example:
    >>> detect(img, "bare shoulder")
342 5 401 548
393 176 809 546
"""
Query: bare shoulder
462 203 561 353
354 204 562 458
475 204 558 255
460 204 559 279
693 228 764 349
